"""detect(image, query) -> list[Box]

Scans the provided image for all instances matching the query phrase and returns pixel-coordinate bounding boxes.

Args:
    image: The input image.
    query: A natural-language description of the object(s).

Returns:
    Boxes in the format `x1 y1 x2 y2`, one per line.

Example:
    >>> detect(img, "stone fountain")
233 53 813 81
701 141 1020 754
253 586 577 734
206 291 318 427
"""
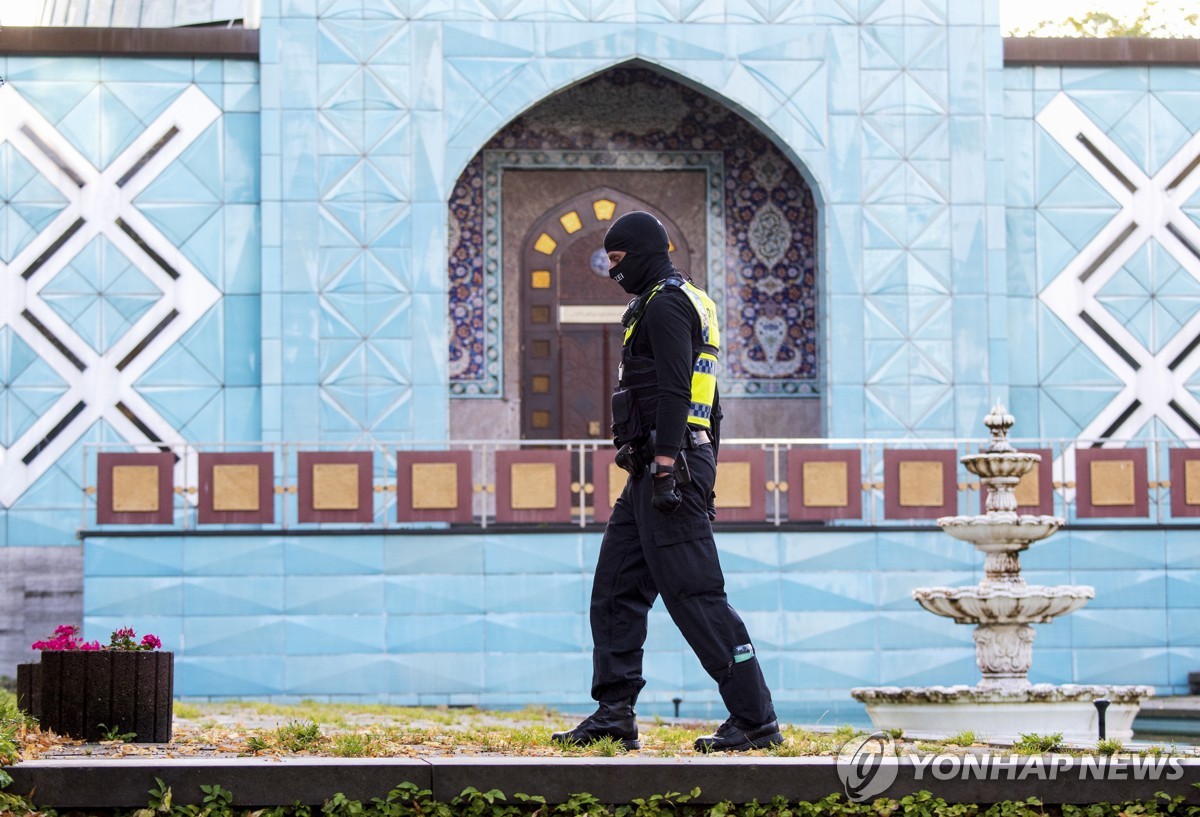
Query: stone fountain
851 405 1153 744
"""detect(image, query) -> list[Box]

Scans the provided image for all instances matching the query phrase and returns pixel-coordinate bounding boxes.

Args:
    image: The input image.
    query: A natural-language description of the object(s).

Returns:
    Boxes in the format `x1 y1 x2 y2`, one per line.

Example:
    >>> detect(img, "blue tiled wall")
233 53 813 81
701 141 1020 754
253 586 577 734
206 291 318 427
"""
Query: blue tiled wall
84 527 1196 720
7 0 1200 709
1004 63 1200 446
257 0 1008 442
0 55 259 542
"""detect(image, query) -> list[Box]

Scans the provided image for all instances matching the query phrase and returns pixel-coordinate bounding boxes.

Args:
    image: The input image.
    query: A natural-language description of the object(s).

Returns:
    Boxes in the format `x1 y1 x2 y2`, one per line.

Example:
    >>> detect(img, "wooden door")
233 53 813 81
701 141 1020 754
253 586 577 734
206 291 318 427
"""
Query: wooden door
520 189 693 440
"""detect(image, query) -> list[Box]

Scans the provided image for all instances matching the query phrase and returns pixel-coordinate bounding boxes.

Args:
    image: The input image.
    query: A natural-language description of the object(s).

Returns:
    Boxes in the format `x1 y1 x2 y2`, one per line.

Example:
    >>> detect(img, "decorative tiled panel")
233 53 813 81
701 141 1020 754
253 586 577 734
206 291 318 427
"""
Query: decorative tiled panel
1074 447 1149 519
447 67 819 398
95 452 174 525
0 57 259 531
1009 67 1200 449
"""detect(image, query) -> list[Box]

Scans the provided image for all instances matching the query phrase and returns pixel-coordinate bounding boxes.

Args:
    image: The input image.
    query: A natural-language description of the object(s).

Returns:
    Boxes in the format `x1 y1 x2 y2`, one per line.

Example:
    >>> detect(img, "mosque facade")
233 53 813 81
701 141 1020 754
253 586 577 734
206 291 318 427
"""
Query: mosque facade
0 1 1198 720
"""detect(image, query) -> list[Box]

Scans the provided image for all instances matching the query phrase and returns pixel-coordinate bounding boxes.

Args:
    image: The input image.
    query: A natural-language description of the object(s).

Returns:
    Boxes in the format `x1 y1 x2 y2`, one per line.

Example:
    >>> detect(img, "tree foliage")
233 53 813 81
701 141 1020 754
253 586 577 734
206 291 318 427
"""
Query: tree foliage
1008 0 1199 38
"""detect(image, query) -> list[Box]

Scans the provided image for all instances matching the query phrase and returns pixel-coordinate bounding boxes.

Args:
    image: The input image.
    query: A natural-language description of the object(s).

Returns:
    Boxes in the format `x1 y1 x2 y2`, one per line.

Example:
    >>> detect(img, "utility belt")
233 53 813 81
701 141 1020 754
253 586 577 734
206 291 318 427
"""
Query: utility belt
614 427 711 479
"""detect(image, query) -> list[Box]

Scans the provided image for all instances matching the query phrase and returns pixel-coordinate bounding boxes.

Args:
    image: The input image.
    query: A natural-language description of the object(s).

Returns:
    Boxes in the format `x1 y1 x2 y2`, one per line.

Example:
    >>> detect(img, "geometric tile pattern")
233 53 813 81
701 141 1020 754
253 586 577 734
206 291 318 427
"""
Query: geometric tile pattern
258 1 1011 442
84 525 1190 712
860 22 959 436
448 68 819 397
1037 91 1200 445
0 82 222 507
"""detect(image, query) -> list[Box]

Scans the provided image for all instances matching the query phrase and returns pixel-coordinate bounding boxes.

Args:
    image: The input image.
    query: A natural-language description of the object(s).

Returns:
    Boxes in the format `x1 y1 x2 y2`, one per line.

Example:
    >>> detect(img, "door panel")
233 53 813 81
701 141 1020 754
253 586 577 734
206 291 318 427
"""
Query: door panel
519 185 697 440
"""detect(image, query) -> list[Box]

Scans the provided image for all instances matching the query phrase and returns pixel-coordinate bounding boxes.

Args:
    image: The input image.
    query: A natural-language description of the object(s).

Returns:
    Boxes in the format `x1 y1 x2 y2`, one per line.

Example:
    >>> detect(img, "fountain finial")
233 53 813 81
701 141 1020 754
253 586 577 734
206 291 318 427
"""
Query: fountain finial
983 402 1016 454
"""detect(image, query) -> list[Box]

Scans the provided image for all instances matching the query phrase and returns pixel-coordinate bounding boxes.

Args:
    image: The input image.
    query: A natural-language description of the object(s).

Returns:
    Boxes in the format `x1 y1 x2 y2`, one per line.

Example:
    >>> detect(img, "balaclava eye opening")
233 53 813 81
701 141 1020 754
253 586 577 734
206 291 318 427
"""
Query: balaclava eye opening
604 211 675 295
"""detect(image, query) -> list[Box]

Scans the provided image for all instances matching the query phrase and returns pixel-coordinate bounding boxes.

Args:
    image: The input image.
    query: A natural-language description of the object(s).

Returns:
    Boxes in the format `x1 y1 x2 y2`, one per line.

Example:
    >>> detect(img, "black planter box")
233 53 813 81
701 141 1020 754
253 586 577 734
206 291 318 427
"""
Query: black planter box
1190 671 1200 695
18 651 173 742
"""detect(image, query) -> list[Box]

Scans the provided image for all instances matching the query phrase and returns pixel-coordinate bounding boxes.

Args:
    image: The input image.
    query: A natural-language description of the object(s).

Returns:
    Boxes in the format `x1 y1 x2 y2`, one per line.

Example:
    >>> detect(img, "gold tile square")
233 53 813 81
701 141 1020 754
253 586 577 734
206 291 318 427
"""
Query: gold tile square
1015 466 1039 507
312 463 361 510
898 461 944 507
593 199 616 221
510 462 557 510
559 211 583 234
803 461 848 507
1186 460 1200 506
715 461 752 509
411 462 459 510
608 462 626 509
1091 459 1135 506
531 305 550 324
531 375 550 394
112 465 160 512
531 410 551 429
212 464 260 512
531 270 551 289
534 233 557 255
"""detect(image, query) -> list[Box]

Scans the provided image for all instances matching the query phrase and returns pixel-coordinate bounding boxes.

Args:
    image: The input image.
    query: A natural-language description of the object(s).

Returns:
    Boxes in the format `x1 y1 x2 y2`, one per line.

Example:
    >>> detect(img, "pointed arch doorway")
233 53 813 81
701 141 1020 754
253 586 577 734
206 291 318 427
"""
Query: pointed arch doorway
519 188 696 440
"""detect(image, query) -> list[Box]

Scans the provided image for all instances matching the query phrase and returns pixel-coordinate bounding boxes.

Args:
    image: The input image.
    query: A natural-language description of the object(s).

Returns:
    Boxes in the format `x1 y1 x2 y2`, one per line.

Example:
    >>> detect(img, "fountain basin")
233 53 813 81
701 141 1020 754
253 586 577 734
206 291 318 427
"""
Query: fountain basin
938 514 1062 547
913 585 1094 624
960 451 1040 480
851 684 1154 744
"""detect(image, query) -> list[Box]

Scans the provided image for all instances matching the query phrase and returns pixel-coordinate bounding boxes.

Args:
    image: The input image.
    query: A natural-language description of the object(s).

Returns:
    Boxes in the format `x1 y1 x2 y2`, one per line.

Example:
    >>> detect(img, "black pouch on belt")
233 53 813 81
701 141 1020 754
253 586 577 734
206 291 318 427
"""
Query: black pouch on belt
610 387 643 445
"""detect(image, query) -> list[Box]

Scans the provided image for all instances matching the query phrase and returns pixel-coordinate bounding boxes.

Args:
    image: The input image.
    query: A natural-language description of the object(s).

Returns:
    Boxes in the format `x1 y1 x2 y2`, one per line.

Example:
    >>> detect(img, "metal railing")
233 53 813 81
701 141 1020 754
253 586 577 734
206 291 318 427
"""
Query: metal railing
79 436 1197 530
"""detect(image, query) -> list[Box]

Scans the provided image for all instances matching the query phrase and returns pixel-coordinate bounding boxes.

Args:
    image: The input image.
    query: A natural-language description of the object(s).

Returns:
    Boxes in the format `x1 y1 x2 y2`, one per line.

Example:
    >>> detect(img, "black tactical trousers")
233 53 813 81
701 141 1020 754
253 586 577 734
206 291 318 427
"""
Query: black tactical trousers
588 442 775 726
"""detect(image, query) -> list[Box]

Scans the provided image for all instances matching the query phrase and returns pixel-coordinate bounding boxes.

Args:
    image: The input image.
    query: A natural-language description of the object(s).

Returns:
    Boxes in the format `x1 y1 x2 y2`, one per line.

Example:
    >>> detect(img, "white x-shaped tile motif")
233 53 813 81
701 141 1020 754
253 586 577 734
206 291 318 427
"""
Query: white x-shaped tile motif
1037 92 1200 447
0 84 221 507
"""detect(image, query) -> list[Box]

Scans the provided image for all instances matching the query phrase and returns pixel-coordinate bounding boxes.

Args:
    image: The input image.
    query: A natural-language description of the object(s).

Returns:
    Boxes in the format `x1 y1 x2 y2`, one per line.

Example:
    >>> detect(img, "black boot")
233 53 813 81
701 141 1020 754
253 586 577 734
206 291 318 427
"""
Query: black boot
551 699 640 750
694 716 782 752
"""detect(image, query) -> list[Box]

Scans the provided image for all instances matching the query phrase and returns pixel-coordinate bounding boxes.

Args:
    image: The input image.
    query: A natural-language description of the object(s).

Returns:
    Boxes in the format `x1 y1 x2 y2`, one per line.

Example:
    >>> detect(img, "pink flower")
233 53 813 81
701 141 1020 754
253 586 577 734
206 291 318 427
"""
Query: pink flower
32 623 163 652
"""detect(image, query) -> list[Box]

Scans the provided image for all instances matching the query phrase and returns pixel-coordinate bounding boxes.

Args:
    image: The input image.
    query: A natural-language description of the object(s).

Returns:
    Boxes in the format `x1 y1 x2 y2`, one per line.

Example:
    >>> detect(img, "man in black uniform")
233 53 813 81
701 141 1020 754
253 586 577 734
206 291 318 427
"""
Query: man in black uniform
551 211 781 752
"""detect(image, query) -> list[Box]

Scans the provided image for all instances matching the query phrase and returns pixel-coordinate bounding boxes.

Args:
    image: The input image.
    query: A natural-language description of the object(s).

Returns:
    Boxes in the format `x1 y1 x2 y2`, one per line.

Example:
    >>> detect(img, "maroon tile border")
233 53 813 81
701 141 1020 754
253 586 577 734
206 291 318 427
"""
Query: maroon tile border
713 448 766 524
96 452 174 525
786 449 862 521
494 450 573 524
1168 448 1200 518
1075 447 1149 519
590 448 622 525
197 452 275 525
976 448 1055 516
395 451 474 524
0 26 258 58
883 449 959 520
297 451 374 524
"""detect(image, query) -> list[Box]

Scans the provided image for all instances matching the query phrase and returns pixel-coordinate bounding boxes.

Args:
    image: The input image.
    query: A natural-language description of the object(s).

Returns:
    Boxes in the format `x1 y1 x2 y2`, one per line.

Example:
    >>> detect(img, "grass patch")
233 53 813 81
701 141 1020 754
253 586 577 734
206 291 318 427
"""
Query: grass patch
1013 731 1064 755
173 701 203 719
946 730 976 747
275 719 325 752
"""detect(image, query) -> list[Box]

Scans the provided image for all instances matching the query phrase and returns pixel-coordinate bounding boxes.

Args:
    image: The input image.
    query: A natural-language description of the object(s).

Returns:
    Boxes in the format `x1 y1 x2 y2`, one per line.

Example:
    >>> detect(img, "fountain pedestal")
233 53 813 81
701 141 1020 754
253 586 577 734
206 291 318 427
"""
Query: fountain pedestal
851 405 1152 744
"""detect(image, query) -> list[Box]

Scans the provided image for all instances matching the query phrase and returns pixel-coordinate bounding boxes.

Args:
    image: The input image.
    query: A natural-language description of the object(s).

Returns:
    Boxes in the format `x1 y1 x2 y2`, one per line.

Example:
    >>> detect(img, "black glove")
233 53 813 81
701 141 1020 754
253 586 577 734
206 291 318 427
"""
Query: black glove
651 472 681 514
707 490 717 521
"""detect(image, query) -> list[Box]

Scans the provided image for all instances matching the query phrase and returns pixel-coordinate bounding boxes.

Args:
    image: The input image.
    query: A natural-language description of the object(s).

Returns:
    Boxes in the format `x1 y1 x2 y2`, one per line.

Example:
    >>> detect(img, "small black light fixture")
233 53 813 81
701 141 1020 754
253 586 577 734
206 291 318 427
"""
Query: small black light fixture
1094 698 1110 740
672 697 683 718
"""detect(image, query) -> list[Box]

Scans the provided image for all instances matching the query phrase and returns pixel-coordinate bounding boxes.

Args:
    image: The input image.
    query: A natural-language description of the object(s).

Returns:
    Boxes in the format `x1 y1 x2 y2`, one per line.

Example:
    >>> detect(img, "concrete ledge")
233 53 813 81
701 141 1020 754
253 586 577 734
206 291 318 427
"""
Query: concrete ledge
6 758 431 809
1004 36 1200 65
7 757 1199 809
0 26 258 58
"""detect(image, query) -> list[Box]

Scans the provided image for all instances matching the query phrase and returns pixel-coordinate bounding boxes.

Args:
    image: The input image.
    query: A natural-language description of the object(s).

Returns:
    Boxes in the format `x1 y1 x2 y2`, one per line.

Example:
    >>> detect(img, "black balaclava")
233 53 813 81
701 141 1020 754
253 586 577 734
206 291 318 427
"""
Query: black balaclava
604 211 675 295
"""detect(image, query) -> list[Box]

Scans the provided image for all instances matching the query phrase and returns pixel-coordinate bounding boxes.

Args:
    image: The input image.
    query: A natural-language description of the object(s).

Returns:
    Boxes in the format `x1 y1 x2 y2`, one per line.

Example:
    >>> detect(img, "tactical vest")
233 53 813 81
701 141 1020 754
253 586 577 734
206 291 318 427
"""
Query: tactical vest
610 276 720 445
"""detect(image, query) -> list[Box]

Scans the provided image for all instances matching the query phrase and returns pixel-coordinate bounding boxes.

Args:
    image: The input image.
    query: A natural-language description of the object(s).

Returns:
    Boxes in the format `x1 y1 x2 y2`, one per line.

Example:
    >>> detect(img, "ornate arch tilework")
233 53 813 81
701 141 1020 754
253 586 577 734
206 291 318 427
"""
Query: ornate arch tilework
448 66 819 398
